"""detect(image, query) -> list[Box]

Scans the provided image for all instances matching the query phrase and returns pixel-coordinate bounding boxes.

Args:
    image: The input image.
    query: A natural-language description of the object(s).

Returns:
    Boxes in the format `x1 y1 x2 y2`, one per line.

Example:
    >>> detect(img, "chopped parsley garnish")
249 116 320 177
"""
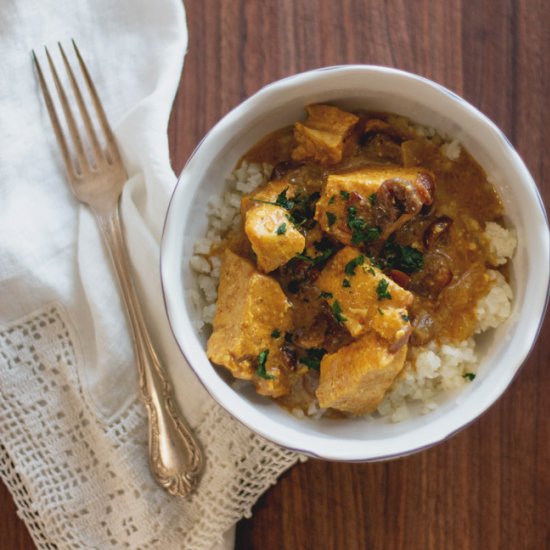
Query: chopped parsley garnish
251 188 320 229
276 222 287 235
397 245 424 272
271 329 281 338
367 252 384 269
286 212 307 227
347 205 358 218
289 191 320 228
401 313 410 322
376 279 392 300
295 253 314 262
343 278 351 288
344 254 365 276
463 372 476 381
326 212 337 226
320 291 333 299
295 245 336 267
290 240 336 288
340 190 350 200
347 206 381 246
275 188 295 210
251 187 295 210
328 195 336 205
256 349 275 380
298 348 327 371
368 193 378 205
380 237 424 274
331 300 347 323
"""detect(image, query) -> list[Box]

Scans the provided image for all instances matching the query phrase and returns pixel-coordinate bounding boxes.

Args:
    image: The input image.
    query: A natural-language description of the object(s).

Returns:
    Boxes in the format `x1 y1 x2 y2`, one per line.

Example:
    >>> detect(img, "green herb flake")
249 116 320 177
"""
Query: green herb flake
326 212 337 226
401 313 410 322
256 349 275 380
295 245 336 268
463 372 476 381
250 187 295 211
271 329 281 338
344 254 365 276
275 187 295 210
380 238 424 274
340 190 350 200
320 291 333 299
294 253 311 262
347 206 381 246
376 279 392 301
276 222 287 235
367 253 384 270
343 278 351 288
368 193 378 205
331 300 347 323
328 195 336 205
361 264 377 276
298 348 327 371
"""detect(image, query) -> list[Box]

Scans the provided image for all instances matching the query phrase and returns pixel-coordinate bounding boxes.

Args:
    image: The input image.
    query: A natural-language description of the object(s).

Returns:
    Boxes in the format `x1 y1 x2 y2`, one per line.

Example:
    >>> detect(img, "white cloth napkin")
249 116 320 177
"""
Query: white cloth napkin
0 1 301 548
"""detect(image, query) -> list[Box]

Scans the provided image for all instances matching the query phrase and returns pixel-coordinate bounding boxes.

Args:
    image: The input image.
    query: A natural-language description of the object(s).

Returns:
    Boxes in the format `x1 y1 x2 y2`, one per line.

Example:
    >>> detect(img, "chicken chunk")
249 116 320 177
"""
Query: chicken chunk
316 246 413 344
292 104 359 165
289 285 328 349
315 166 435 244
206 249 293 397
316 331 408 415
240 179 305 272
244 204 306 272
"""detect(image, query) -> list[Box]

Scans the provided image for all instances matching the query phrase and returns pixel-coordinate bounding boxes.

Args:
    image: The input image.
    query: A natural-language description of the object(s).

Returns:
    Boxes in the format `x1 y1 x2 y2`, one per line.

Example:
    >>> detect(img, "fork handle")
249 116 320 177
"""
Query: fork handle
95 205 204 496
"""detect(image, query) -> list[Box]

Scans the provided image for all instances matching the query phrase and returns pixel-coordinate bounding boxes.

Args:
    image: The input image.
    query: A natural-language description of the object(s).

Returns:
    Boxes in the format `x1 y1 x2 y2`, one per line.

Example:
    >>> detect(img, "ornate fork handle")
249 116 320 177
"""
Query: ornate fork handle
96 206 204 496
33 42 204 496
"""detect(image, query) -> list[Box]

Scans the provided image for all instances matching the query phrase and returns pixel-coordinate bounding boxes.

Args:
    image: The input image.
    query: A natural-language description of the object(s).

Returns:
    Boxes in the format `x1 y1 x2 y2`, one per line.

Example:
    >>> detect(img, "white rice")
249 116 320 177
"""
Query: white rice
190 161 516 421
378 338 478 421
190 161 272 330
413 124 436 138
440 139 462 161
475 270 513 333
484 221 517 265
412 123 462 161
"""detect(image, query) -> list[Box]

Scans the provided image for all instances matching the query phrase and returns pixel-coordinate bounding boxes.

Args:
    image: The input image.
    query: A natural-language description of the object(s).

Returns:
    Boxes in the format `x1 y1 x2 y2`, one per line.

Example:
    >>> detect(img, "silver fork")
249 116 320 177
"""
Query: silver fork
32 41 203 496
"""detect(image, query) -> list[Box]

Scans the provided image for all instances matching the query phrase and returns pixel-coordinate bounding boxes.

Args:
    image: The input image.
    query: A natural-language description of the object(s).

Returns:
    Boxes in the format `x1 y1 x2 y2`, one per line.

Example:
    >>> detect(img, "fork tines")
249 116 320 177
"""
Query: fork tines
32 41 118 180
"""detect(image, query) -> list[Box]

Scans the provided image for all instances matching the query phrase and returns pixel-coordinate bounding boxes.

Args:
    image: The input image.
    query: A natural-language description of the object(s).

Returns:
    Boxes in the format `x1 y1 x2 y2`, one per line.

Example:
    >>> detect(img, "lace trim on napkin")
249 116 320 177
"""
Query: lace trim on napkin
0 304 302 549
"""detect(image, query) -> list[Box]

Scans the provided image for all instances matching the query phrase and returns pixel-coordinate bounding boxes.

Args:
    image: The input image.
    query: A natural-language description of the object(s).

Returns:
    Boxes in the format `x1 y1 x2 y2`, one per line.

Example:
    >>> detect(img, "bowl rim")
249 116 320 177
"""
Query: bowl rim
160 64 550 461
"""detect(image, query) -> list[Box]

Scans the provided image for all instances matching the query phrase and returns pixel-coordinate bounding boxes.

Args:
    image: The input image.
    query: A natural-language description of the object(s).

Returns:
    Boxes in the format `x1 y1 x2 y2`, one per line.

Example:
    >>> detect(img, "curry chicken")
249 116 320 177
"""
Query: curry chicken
206 104 506 416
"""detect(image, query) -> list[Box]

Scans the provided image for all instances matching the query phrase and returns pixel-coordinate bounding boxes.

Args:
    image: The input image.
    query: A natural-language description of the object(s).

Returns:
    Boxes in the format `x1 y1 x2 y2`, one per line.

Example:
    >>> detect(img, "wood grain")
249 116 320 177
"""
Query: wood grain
2 0 549 548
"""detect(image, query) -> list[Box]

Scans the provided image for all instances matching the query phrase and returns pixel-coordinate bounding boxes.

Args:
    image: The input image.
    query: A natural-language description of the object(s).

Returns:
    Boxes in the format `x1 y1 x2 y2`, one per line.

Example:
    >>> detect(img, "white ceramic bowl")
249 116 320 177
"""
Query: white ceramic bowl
161 65 549 461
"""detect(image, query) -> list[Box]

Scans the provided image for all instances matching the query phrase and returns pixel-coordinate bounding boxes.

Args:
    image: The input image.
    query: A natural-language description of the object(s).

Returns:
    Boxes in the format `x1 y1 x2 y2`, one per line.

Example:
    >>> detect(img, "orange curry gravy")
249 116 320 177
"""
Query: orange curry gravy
238 113 503 342
211 109 506 413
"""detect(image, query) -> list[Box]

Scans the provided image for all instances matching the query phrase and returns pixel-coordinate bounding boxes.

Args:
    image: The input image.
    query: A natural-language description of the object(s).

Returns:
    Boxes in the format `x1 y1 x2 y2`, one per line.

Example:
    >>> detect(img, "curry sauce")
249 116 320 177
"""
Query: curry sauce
205 105 508 416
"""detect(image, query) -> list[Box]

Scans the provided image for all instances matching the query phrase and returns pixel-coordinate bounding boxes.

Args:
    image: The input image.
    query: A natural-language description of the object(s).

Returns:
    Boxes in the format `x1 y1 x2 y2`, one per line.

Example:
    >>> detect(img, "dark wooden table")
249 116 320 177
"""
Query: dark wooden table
2 1 549 548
